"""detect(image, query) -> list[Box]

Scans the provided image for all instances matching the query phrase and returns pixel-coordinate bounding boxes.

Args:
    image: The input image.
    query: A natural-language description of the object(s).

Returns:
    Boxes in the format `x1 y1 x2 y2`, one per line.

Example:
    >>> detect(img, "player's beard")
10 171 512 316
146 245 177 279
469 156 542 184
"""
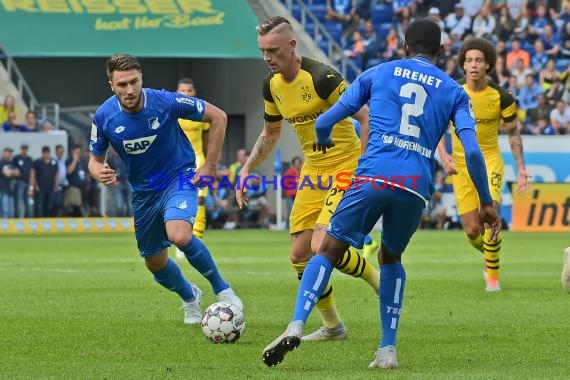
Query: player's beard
121 93 143 112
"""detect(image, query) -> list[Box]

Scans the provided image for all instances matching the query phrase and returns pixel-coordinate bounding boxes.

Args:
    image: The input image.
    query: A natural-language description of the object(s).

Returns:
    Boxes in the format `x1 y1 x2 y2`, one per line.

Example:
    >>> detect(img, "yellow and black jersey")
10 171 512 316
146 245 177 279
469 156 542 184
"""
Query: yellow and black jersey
178 119 210 168
263 57 360 169
451 80 516 165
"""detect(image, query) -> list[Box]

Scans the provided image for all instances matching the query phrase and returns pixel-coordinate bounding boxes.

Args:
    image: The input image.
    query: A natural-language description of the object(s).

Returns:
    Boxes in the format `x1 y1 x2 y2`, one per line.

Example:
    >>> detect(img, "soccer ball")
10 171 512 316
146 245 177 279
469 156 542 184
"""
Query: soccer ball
201 302 245 343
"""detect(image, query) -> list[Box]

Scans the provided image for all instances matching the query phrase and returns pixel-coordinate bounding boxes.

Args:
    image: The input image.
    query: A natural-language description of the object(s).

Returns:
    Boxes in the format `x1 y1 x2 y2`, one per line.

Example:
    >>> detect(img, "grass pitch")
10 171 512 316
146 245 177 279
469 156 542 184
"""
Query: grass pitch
1 230 568 379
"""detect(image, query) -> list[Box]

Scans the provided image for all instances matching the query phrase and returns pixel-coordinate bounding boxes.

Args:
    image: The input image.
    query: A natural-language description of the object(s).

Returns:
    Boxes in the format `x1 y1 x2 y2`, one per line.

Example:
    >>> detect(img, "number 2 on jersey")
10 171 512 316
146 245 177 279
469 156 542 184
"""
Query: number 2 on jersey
399 83 427 138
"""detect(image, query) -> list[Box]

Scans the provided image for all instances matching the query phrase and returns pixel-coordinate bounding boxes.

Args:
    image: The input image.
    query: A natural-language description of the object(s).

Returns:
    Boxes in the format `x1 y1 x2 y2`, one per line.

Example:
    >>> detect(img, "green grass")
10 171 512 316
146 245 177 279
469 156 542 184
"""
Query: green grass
0 230 569 379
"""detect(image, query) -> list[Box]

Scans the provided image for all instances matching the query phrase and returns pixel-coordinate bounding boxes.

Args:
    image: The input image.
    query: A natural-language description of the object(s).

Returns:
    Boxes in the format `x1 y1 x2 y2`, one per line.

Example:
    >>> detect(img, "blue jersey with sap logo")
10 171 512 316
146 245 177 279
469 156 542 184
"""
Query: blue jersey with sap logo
337 57 475 200
90 88 205 192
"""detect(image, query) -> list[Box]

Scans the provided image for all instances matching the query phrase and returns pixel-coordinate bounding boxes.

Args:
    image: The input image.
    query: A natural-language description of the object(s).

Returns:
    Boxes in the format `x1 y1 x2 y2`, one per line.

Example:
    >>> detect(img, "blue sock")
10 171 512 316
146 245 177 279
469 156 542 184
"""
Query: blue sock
182 237 229 294
364 235 373 245
153 258 195 301
292 255 334 322
379 263 406 347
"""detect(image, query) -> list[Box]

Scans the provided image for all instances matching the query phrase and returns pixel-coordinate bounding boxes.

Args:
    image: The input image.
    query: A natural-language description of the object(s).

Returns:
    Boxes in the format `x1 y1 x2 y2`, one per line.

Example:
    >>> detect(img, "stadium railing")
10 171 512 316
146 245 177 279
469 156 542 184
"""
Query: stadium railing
281 0 361 81
0 42 60 128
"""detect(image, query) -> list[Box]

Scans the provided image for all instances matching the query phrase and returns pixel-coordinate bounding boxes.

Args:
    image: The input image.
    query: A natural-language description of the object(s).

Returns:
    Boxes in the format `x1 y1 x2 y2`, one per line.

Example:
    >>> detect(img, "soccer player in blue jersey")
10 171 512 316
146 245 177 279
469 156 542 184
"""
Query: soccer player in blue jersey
88 54 242 325
261 19 501 369
352 118 379 259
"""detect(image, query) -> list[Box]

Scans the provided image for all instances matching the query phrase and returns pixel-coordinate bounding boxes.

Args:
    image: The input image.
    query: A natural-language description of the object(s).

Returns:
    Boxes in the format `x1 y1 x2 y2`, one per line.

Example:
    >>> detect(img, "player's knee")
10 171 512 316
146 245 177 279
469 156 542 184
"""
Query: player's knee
290 250 311 264
317 240 345 263
464 225 481 240
145 250 168 273
168 230 192 248
379 243 401 265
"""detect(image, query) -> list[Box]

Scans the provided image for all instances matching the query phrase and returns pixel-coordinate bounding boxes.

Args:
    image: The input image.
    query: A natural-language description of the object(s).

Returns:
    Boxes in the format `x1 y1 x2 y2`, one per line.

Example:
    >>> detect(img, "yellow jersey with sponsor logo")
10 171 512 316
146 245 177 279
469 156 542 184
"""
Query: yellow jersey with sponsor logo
178 119 210 168
263 57 360 169
451 80 516 166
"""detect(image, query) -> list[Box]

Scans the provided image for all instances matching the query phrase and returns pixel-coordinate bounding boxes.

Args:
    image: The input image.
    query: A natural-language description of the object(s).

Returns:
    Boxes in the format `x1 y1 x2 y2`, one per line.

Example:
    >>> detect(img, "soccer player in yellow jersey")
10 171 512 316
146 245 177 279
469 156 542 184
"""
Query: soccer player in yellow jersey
438 38 530 292
236 16 380 341
176 78 210 241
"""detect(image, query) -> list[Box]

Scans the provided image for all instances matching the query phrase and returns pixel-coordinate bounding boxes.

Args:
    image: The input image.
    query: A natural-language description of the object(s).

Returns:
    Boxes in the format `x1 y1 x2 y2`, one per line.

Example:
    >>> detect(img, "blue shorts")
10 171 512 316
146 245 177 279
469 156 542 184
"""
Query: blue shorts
327 182 426 255
132 179 198 257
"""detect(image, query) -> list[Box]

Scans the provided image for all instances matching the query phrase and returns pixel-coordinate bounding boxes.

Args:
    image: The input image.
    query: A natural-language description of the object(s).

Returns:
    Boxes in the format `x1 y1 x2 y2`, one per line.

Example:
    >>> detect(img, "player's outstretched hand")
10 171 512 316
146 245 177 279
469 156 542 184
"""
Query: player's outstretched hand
100 163 117 187
312 138 335 154
440 151 457 175
516 168 532 195
479 204 501 241
235 170 249 209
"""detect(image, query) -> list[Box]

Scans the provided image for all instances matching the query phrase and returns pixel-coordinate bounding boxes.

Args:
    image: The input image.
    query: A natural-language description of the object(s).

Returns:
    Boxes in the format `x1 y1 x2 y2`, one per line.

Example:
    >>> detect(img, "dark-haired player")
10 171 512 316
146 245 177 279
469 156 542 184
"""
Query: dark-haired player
261 19 501 369
437 38 530 292
89 54 242 325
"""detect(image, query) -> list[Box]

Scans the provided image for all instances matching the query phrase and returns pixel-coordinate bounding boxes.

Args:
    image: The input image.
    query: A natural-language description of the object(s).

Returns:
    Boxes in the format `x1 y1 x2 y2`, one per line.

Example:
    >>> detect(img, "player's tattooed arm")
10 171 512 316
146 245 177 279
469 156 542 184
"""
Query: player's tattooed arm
504 119 530 194
243 121 282 172
505 120 525 170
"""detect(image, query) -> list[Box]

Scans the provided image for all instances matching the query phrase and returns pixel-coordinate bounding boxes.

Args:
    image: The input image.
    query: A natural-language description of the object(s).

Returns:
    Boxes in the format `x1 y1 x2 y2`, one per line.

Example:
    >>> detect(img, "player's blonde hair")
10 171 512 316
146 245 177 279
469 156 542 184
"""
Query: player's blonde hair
256 16 292 36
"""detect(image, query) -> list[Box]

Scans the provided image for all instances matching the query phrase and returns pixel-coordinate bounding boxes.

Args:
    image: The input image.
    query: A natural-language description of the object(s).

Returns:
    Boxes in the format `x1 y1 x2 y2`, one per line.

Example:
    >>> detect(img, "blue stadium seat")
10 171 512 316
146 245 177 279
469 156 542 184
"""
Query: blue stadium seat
555 58 570 72
308 4 327 21
377 22 393 40
318 38 332 54
323 21 343 43
522 40 534 53
372 4 394 24
350 57 363 71
344 64 359 82
291 4 302 21
304 22 316 38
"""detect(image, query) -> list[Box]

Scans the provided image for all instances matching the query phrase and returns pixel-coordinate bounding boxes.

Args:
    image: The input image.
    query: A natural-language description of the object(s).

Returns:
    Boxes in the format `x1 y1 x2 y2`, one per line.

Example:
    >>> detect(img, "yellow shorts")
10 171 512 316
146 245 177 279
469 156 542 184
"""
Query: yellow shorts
198 187 208 198
289 158 358 234
452 156 504 215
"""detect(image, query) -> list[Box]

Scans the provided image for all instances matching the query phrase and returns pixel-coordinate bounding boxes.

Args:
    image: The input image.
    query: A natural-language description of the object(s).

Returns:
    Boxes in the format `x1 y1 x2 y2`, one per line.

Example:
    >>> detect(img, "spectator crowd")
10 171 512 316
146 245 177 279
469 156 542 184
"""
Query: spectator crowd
6 0 570 229
337 0 570 135
0 96 56 133
0 143 108 219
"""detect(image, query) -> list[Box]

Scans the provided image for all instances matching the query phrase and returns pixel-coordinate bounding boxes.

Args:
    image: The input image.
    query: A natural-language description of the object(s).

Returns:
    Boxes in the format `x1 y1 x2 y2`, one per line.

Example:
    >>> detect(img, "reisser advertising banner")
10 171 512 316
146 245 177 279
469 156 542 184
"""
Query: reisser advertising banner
0 0 260 57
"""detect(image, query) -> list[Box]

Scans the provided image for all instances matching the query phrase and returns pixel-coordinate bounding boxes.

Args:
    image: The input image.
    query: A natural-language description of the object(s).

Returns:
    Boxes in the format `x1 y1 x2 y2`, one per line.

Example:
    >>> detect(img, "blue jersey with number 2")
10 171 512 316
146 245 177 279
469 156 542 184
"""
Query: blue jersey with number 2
338 57 475 200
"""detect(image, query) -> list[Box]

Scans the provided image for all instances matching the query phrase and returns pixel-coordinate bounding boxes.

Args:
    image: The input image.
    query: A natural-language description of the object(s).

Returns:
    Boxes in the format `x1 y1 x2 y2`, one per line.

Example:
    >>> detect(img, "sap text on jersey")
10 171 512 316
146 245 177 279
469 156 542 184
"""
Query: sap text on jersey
286 110 325 124
393 67 442 88
123 135 157 154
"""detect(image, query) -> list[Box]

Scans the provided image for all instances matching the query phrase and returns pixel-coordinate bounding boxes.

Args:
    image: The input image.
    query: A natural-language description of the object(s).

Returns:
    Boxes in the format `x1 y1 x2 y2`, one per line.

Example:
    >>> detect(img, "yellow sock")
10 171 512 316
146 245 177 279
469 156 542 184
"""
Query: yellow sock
335 247 380 291
483 229 502 279
469 234 484 253
315 284 342 328
193 203 206 239
292 262 342 328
